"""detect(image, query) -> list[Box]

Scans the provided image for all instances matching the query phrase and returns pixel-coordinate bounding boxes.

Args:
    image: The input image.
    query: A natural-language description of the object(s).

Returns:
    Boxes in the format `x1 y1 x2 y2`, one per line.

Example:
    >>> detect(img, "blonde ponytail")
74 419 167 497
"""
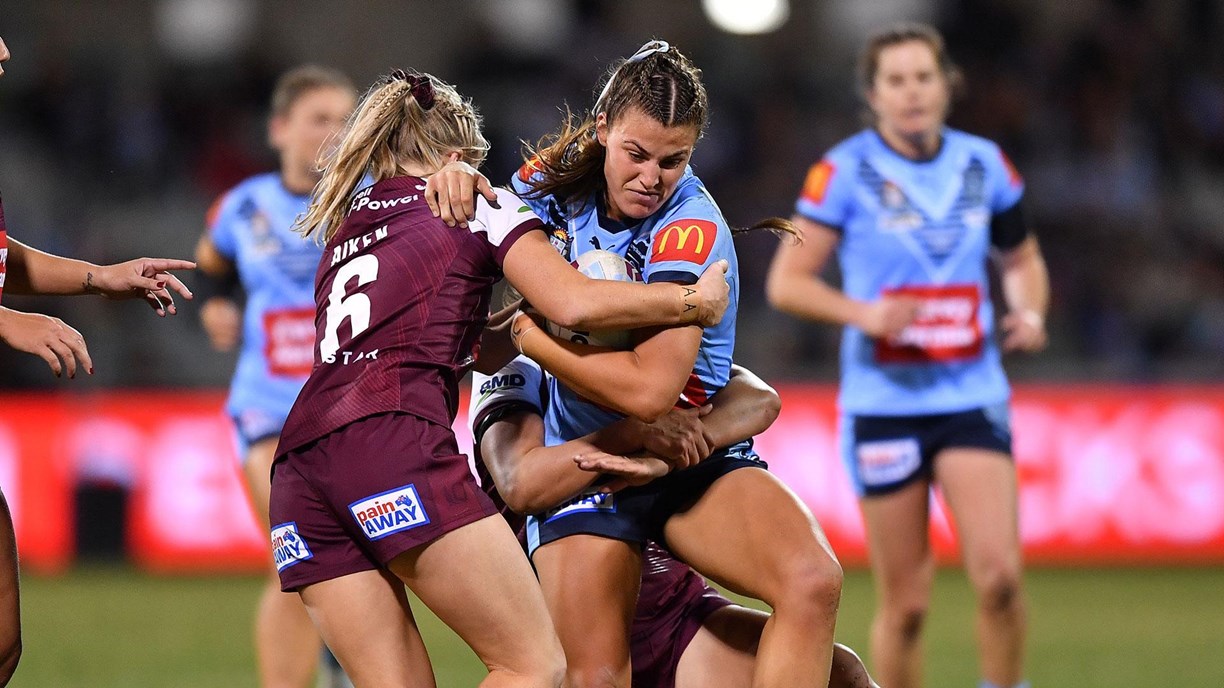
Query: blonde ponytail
296 70 490 243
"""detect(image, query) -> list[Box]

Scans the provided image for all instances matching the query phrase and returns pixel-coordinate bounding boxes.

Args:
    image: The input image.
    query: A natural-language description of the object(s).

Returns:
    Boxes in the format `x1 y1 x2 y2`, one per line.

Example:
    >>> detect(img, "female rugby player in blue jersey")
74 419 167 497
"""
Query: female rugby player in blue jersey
429 41 844 688
194 65 358 688
0 35 196 686
766 23 1050 688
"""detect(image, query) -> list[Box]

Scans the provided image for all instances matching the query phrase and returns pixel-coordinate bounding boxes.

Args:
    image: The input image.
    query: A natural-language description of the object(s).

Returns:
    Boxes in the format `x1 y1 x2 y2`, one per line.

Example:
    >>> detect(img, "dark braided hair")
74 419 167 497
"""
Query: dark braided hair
522 40 797 242
521 41 706 208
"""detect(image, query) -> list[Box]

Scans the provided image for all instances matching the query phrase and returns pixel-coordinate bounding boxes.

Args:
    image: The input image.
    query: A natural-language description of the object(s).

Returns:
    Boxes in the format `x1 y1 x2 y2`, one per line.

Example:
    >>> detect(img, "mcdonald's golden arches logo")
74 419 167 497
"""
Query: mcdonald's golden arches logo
650 219 717 265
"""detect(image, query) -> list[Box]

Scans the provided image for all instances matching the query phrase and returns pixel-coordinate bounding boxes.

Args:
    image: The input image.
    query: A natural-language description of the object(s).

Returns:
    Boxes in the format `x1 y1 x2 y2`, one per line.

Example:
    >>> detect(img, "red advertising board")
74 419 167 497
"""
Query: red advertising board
0 386 1222 572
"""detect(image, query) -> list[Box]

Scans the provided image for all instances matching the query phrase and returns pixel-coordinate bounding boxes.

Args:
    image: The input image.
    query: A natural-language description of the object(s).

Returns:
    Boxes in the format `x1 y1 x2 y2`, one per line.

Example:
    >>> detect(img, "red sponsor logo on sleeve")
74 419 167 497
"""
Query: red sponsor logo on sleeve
263 307 317 377
801 160 836 204
650 219 716 265
874 284 983 364
517 156 544 183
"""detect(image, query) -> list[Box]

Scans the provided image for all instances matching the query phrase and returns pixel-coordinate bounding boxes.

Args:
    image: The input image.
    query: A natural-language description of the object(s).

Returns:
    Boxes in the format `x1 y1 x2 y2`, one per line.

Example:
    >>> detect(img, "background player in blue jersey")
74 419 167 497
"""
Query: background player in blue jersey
766 23 1050 688
469 348 879 688
429 41 845 688
193 65 357 688
0 35 197 687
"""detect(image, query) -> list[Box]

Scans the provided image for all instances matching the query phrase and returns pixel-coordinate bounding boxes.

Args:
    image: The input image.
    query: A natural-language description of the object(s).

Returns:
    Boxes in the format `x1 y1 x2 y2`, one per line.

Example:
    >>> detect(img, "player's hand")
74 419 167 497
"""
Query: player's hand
90 258 196 316
0 307 92 378
510 308 547 353
638 405 714 470
858 294 921 339
1000 308 1047 353
690 259 730 327
575 451 671 491
200 297 241 352
423 158 497 228
0 36 10 79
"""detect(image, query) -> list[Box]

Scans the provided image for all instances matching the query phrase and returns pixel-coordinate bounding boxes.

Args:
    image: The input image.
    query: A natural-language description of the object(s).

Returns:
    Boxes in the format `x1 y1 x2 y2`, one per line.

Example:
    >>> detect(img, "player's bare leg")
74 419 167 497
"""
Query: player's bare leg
664 467 842 688
244 438 325 688
389 515 565 688
298 568 435 688
532 535 641 688
679 606 877 688
859 477 935 688
935 448 1026 688
676 605 763 688
0 490 21 687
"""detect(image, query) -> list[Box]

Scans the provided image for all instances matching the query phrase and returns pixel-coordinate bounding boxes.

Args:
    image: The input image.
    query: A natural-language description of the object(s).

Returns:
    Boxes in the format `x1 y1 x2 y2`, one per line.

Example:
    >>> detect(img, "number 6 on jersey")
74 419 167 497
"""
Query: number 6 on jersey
320 254 379 363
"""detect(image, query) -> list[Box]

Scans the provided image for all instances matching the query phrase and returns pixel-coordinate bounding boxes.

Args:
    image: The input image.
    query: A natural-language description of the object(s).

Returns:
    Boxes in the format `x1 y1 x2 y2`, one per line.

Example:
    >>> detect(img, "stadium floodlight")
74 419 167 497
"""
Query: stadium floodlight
702 0 790 35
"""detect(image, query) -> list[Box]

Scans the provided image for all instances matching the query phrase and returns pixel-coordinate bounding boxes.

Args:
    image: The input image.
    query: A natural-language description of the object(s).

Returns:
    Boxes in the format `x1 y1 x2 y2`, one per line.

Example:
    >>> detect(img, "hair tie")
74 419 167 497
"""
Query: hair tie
406 74 436 111
593 40 671 113
383 69 436 111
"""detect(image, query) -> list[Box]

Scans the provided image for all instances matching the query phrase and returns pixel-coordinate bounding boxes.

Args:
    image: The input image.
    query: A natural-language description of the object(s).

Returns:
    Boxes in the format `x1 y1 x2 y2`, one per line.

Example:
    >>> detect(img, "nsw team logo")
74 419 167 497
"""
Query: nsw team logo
543 491 616 523
650 219 716 265
349 485 430 540
270 522 313 572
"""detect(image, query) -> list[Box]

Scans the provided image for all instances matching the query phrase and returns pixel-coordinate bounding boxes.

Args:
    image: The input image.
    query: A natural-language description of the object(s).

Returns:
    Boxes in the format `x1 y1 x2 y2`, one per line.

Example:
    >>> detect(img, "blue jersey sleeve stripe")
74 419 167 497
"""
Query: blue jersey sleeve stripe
646 269 699 285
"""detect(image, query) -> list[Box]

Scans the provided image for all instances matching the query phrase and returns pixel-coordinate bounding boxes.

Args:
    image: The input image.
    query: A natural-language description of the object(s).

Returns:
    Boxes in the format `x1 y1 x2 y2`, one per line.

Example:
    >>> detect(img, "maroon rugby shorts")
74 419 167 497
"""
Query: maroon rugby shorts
269 411 497 591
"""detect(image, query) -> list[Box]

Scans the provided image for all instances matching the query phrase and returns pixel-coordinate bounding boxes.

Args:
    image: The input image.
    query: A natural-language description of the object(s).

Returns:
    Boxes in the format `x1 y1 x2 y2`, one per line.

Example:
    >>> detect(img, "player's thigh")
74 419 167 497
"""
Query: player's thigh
933 447 1021 583
389 514 562 674
532 534 641 670
675 605 766 688
299 567 435 688
858 478 935 601
242 437 281 526
662 467 839 601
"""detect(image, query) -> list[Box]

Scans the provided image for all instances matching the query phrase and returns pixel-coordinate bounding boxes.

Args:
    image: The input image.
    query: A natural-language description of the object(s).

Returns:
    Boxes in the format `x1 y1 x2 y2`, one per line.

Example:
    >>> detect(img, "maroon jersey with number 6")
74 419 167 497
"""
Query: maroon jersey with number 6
276 177 542 458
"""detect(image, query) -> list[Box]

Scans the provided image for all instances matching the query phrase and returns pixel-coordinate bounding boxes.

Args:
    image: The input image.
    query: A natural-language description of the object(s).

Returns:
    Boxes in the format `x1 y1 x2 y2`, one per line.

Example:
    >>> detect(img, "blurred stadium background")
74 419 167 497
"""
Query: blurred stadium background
1 0 1222 686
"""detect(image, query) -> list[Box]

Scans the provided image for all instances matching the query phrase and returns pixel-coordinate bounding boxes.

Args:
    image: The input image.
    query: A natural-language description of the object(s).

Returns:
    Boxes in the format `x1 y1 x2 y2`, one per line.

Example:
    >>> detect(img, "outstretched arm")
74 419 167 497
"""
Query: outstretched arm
4 239 195 316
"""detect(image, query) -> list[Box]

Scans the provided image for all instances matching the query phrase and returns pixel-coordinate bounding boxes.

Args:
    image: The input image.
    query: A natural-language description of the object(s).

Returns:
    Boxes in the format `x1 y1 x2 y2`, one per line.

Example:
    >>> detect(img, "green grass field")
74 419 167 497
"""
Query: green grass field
15 565 1224 687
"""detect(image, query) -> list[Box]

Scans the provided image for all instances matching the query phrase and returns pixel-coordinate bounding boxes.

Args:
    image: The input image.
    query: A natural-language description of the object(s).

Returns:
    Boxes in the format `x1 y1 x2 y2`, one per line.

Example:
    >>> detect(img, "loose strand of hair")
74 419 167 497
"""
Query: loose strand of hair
296 82 409 243
734 217 803 244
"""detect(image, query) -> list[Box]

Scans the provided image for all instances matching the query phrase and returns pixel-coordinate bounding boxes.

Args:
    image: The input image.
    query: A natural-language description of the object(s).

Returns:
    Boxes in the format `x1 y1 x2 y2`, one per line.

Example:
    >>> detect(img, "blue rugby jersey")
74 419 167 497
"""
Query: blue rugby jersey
795 128 1025 415
512 166 751 457
207 173 322 422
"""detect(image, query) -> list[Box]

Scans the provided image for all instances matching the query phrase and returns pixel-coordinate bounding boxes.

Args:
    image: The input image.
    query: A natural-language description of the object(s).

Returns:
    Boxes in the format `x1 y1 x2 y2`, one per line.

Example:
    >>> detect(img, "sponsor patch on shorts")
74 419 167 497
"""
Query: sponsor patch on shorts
270 522 313 571
856 437 922 487
349 485 430 540
543 491 616 523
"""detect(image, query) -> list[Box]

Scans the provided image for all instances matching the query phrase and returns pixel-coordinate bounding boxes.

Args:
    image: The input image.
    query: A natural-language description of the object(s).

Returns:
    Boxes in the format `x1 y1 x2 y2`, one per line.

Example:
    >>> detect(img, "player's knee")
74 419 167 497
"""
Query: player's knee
881 597 928 641
776 550 843 623
973 561 1023 614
